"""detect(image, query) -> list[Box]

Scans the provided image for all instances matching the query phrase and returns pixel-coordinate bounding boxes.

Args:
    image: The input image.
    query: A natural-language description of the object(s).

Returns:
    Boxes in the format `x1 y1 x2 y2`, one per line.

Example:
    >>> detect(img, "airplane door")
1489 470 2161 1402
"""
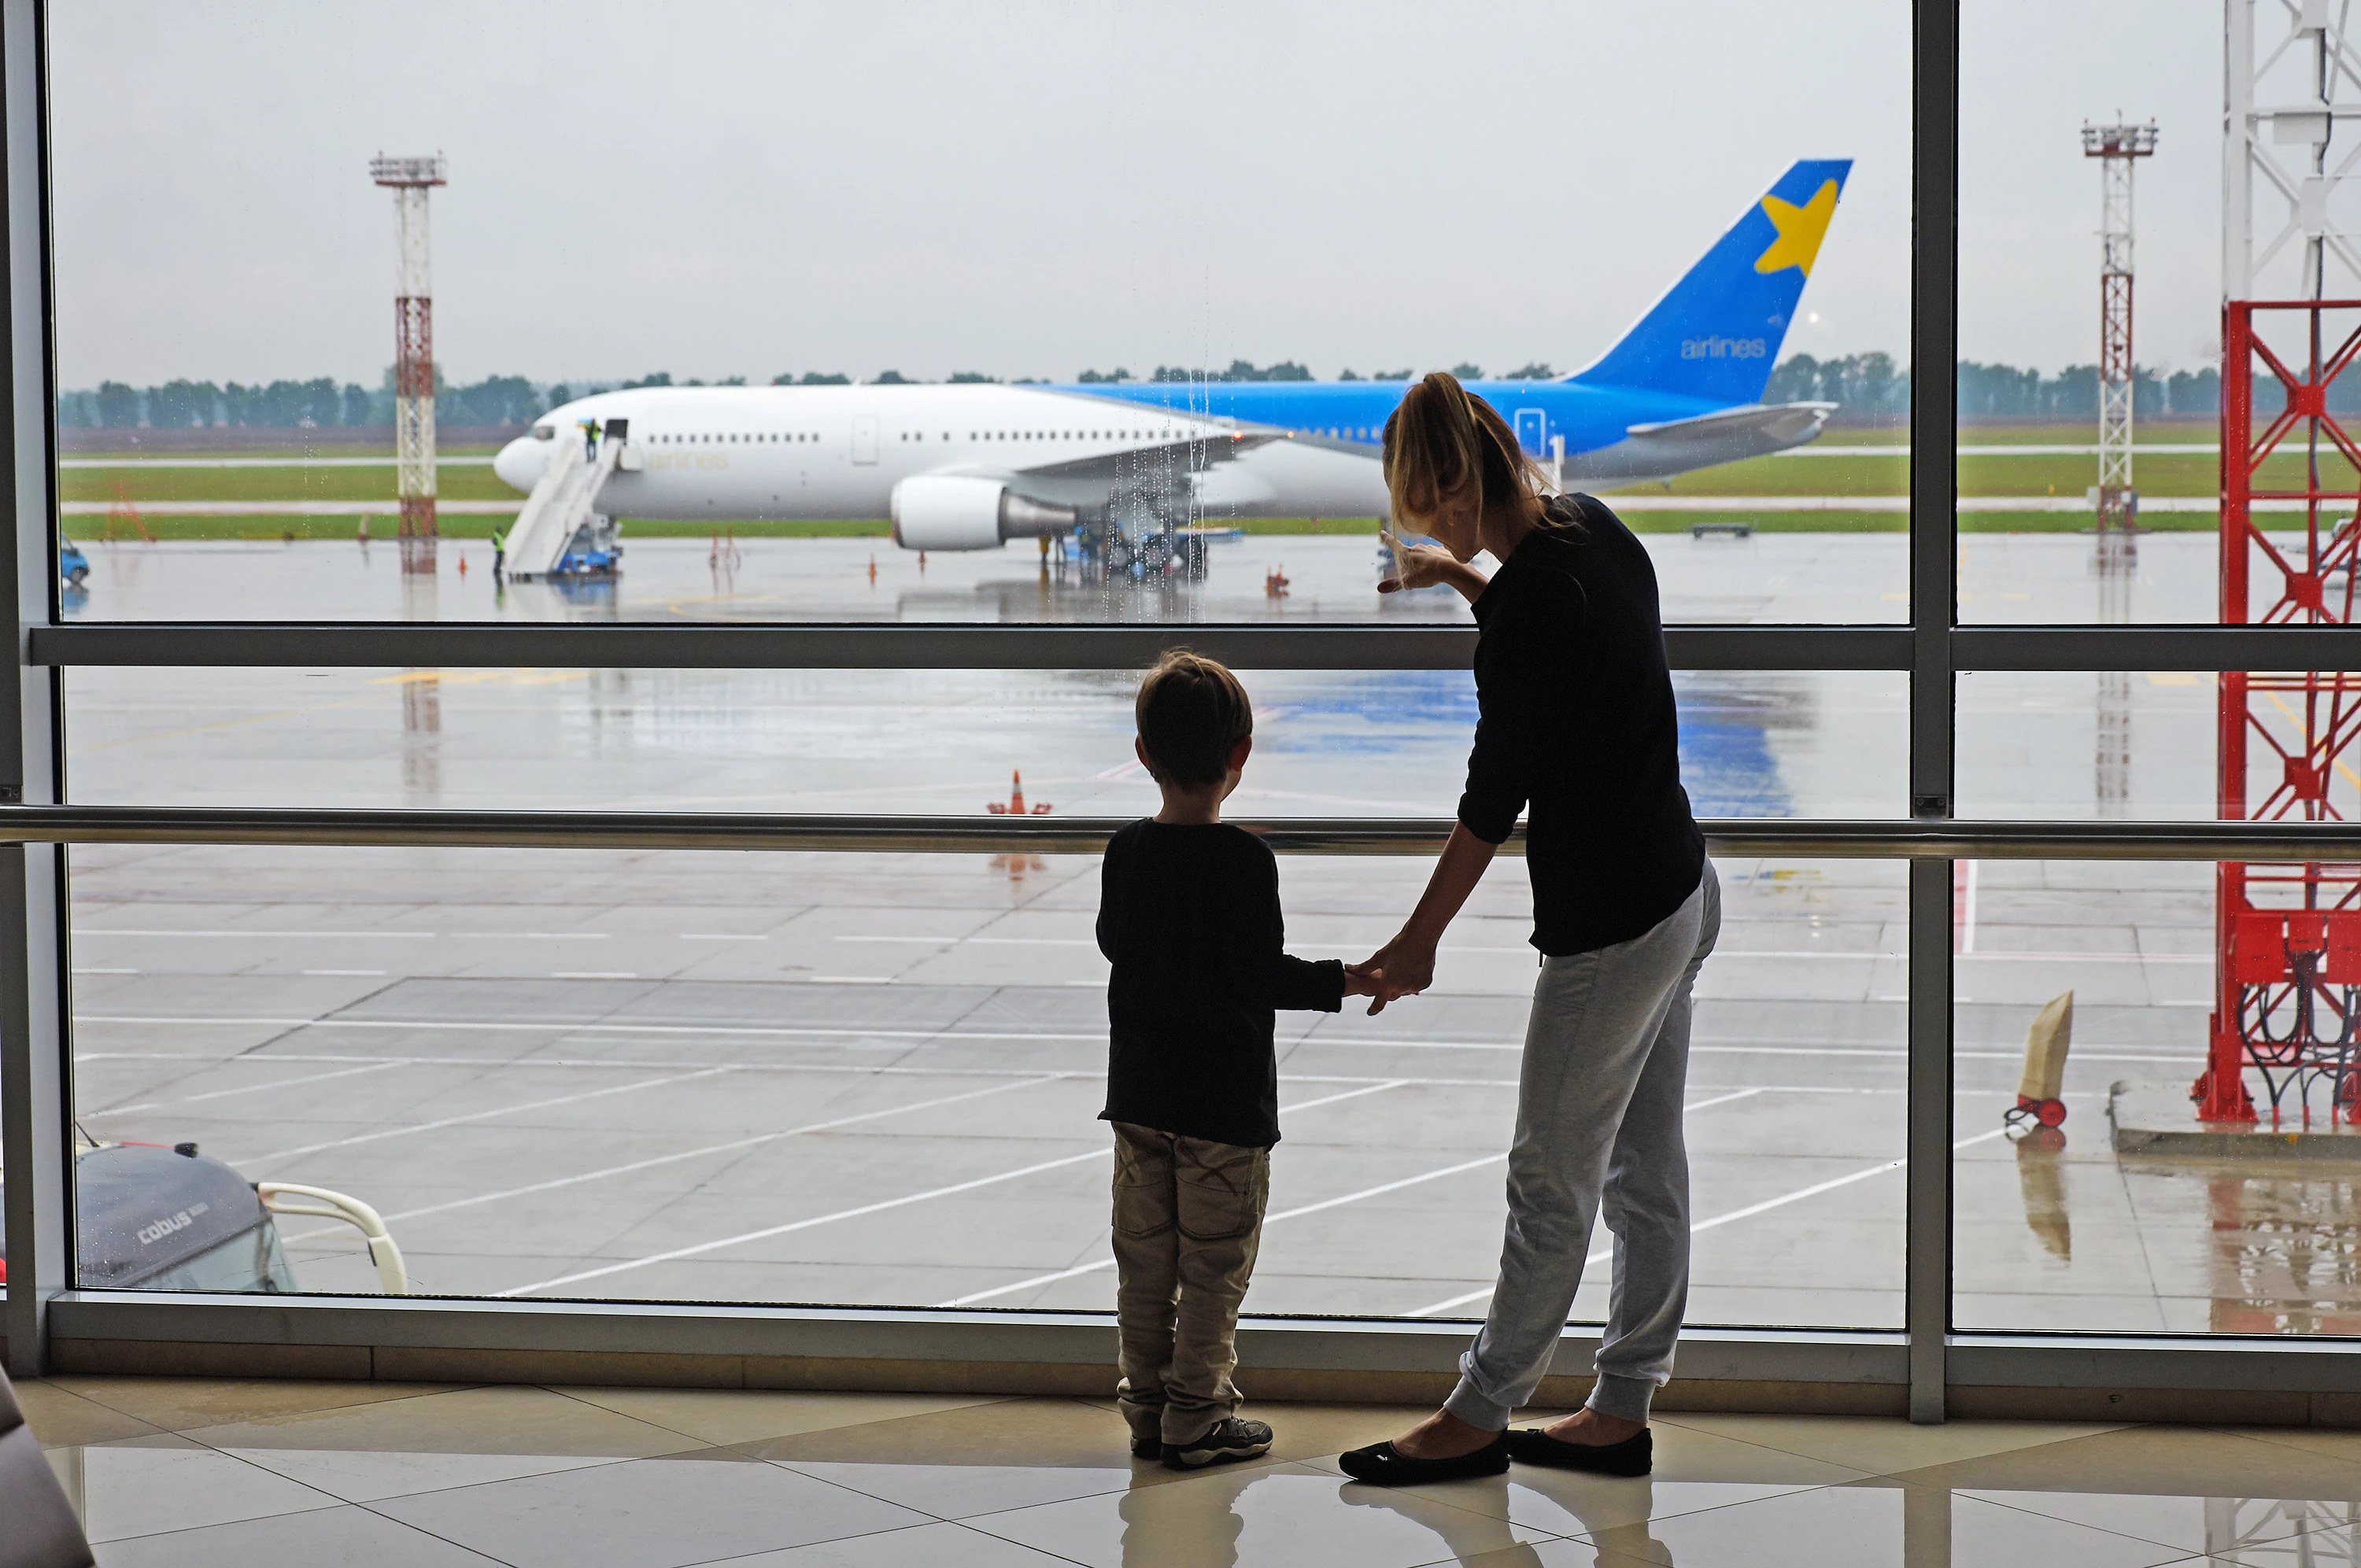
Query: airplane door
1513 408 1546 456
852 415 880 465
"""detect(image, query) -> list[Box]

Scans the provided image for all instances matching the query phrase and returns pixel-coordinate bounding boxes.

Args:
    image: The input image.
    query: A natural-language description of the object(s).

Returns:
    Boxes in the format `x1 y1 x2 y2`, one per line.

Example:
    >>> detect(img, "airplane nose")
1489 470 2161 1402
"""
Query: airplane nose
493 434 551 493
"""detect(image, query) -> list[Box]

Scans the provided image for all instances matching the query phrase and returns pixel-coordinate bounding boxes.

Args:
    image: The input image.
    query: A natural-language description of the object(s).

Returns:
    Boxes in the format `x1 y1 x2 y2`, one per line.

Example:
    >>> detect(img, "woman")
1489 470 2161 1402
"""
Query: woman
1339 373 1719 1485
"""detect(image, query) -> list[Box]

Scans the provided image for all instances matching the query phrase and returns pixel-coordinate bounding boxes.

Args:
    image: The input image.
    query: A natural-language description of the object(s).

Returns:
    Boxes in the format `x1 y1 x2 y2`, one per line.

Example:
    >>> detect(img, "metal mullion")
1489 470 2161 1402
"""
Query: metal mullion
26 622 1918 673
2 806 2358 859
0 0 65 1378
1950 624 2361 668
1908 0 1960 1426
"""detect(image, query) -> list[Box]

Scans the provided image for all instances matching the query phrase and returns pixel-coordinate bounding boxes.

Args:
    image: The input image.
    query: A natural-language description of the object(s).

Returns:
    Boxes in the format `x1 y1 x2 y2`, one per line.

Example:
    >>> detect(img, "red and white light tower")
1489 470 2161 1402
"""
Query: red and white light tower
2086 120 2157 538
2085 120 2157 817
369 153 445 572
2206 2 2361 1125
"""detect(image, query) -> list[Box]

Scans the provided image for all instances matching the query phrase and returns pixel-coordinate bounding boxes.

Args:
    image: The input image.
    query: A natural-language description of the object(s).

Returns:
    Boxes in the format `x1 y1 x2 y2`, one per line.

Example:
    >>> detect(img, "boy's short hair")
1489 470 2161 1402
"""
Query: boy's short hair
1135 651 1253 786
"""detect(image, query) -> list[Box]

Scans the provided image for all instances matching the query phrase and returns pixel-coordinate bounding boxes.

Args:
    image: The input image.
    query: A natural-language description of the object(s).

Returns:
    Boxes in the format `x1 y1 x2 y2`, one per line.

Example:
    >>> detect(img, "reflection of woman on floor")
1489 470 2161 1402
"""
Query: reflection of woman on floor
1337 374 1720 1487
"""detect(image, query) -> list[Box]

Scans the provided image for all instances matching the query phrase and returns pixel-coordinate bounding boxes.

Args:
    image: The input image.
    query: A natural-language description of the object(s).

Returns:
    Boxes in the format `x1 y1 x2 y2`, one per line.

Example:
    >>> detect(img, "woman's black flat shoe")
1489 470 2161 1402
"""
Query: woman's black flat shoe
1337 1430 1513 1486
1506 1426 1652 1477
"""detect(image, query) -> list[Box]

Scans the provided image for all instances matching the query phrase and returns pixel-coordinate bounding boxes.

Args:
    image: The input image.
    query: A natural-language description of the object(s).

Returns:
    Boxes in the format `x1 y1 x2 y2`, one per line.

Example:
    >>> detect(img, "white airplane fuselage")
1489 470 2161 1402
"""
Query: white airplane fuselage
493 385 1391 526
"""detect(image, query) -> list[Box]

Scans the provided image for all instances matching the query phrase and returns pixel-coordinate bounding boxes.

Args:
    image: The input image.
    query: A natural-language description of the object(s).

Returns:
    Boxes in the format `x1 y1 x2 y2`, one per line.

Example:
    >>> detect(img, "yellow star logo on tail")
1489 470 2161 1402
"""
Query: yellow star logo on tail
1754 179 1840 276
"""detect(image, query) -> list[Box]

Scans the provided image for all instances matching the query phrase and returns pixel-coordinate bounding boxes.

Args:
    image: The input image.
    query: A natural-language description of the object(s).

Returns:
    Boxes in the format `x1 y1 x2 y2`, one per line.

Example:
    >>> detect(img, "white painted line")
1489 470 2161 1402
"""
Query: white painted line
499 1146 1115 1297
238 1066 735 1169
939 1088 1758 1310
84 1058 411 1118
478 932 608 940
301 969 386 977
551 972 638 980
73 1050 1924 1098
681 934 768 942
74 928 437 939
838 935 965 944
279 1075 1072 1245
1408 1125 2010 1317
66 1013 2208 1064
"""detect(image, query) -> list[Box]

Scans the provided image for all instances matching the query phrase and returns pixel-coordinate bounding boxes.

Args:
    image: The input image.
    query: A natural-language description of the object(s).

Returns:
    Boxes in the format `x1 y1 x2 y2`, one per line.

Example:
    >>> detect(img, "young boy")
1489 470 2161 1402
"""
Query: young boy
1096 650 1374 1470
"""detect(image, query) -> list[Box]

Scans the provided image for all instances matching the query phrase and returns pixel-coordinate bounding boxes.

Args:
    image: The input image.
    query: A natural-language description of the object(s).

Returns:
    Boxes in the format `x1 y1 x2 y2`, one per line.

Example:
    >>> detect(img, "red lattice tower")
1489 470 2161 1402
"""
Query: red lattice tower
2201 299 2361 1125
370 153 445 574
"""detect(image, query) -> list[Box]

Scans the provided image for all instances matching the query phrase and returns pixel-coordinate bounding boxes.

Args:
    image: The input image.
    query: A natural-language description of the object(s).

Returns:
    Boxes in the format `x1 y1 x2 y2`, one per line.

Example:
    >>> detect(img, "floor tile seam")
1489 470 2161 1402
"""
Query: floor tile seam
1859 1422 2160 1487
2198 1422 2361 1459
538 1382 757 1451
339 1495 529 1568
50 1378 474 1430
1635 1415 1887 1478
82 1497 349 1551
1942 1485 2245 1556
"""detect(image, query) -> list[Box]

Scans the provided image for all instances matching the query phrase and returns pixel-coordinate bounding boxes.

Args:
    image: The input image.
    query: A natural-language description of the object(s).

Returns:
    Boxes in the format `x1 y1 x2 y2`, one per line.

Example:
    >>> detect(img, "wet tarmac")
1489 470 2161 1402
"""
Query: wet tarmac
49 526 2359 1340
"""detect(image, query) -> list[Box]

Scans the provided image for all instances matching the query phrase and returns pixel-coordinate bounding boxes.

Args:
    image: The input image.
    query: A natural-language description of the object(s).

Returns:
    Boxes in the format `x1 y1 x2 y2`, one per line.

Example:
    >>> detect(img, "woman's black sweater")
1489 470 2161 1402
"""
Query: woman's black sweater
1456 493 1705 955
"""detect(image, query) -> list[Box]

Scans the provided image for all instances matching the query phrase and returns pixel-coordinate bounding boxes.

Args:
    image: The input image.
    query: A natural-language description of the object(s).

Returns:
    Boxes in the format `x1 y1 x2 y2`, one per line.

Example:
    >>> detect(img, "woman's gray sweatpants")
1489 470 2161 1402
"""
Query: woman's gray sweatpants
1443 862 1721 1430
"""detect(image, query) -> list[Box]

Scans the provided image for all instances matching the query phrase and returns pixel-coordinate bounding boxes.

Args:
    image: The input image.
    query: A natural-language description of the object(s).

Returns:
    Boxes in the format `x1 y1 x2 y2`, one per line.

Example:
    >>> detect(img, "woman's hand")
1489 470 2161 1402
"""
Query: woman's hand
1350 932 1436 1014
1380 533 1468 592
1380 532 1488 603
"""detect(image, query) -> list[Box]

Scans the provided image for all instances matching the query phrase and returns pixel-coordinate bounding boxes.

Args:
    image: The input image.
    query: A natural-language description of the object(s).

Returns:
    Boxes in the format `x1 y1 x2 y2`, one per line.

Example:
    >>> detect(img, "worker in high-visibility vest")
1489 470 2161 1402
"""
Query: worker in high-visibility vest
490 522 508 581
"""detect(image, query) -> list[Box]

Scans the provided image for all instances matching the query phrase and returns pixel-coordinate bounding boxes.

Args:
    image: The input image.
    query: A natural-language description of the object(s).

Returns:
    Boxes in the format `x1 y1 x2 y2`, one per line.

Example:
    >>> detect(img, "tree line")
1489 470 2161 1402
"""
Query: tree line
57 370 552 430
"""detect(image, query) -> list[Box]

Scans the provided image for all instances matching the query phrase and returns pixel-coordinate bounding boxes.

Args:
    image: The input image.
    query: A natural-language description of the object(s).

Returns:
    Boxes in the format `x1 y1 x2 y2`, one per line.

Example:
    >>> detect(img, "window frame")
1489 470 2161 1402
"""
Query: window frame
10 0 2361 1426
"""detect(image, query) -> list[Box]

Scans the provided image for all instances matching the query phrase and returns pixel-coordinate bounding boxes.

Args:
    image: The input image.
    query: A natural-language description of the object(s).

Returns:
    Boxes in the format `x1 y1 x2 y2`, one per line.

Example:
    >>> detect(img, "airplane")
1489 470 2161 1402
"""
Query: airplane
491 159 1850 573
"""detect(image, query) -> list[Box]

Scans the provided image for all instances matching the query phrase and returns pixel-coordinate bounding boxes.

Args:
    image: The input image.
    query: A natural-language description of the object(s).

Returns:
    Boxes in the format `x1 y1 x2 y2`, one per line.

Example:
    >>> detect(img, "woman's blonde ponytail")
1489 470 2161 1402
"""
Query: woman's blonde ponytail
1380 371 1555 533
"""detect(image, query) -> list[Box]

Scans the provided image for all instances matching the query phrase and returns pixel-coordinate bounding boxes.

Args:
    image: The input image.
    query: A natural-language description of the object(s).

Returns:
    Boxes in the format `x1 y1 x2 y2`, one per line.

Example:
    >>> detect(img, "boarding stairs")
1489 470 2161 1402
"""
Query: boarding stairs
506 422 626 578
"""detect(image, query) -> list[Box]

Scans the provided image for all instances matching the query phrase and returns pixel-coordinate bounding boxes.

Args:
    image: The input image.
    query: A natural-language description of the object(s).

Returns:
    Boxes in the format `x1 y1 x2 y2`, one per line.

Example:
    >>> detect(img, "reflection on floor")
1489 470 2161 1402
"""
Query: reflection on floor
20 1376 2361 1566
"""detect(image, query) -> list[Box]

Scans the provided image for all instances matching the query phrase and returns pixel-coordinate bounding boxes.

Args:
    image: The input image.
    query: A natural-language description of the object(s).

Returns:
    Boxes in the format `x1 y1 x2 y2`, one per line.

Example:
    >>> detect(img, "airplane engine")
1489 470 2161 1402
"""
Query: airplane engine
891 476 1076 551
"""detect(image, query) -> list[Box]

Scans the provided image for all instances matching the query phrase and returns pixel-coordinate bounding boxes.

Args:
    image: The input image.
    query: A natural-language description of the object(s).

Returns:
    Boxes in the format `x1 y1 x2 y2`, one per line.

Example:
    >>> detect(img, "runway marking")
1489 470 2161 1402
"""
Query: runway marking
503 1083 1402 1301
78 1050 1934 1096
1406 1126 2012 1317
84 1058 411 1117
938 1088 1765 1310
276 1075 1071 1245
76 929 439 939
682 934 769 942
68 1013 2208 1064
238 1067 736 1170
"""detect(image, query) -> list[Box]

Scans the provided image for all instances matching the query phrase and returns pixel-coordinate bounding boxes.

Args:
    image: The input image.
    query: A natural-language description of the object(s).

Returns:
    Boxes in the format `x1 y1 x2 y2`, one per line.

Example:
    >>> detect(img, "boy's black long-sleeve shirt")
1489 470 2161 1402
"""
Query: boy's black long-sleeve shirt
1096 819 1345 1149
1458 493 1705 956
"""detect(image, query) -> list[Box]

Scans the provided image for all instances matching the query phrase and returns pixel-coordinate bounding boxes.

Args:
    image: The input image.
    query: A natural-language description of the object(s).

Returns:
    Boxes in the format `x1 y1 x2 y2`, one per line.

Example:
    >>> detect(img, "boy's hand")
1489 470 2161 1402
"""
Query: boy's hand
1354 935 1435 1014
1342 963 1383 998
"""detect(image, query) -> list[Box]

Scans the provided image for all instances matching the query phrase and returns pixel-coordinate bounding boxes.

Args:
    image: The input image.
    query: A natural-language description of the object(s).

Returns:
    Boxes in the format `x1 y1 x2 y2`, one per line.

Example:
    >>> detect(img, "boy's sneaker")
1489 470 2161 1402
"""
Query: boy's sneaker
1130 1433 1161 1460
1162 1418 1273 1470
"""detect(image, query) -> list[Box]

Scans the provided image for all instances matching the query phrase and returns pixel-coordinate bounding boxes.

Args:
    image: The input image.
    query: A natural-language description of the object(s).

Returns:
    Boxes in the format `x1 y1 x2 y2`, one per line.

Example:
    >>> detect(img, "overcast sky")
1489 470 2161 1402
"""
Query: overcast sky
51 0 2228 389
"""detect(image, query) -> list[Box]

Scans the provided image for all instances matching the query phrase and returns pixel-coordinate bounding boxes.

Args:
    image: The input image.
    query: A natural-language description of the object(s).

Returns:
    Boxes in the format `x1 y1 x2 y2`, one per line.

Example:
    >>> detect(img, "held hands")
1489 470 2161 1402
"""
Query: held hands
1347 932 1437 1015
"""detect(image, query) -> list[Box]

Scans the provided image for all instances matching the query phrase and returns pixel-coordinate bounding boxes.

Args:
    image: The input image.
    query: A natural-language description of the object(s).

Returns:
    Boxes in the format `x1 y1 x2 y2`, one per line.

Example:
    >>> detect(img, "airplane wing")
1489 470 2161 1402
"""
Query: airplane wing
1619 401 1834 461
1011 427 1288 484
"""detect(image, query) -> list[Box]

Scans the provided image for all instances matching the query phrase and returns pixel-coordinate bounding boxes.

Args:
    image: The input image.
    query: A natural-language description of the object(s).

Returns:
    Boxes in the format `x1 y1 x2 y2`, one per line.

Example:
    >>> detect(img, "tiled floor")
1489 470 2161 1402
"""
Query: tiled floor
20 1376 2361 1566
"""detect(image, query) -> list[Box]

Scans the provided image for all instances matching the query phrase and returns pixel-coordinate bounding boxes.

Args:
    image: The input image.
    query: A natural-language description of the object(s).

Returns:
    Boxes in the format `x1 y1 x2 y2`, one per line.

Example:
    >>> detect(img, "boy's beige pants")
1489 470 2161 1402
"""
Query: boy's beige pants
1109 1120 1269 1448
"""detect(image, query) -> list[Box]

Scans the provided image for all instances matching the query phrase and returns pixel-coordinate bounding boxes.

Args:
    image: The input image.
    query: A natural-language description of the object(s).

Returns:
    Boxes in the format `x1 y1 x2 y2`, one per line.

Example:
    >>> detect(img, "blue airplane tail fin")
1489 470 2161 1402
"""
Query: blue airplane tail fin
1570 159 1852 406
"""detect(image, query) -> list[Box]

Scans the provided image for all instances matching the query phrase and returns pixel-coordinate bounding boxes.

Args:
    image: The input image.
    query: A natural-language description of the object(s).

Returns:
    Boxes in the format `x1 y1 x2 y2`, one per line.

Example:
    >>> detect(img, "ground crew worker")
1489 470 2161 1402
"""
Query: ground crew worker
490 522 508 580
582 419 600 461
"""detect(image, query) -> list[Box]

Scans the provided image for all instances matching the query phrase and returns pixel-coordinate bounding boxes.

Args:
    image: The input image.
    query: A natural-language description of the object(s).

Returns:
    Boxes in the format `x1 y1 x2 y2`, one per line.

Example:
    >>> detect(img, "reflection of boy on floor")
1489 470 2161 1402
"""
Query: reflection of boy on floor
1096 651 1375 1470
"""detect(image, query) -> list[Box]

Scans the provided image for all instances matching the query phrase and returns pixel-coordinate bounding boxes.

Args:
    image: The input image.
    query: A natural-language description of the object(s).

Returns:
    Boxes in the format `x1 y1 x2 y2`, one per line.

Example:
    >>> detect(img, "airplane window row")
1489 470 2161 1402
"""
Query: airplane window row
653 433 821 444
954 430 1175 441
1314 426 1374 440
